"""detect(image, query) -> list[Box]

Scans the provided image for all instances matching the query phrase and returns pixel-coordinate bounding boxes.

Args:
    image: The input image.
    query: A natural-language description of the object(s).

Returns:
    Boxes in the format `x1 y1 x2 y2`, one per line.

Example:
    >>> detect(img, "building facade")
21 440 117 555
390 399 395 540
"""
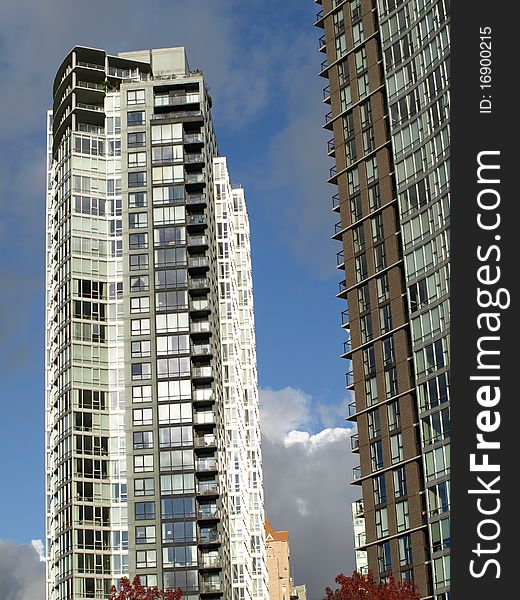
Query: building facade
315 1 449 598
45 46 268 600
264 521 305 600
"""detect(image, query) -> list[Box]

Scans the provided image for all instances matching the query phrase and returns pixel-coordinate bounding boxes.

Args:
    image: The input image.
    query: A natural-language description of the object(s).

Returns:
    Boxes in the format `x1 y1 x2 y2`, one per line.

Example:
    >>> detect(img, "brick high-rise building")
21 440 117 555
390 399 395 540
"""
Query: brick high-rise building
315 1 449 598
45 46 268 600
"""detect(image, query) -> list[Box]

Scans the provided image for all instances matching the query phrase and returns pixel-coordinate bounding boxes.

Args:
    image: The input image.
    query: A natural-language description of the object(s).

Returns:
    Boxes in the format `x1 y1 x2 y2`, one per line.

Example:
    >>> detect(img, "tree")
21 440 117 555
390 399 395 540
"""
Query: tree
109 576 182 600
323 571 419 600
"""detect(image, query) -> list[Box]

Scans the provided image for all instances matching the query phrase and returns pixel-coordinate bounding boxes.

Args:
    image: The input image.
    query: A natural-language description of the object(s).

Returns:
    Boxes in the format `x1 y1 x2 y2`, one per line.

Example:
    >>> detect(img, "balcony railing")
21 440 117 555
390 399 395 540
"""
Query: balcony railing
192 367 213 380
346 370 355 389
198 509 219 519
185 153 204 164
323 85 331 101
186 173 205 184
76 80 105 91
190 299 210 312
199 556 221 568
191 321 210 333
318 34 326 51
343 337 352 355
341 307 350 327
328 138 336 154
336 250 345 267
187 214 207 225
151 110 202 120
338 279 347 295
192 343 212 356
76 61 105 71
194 435 216 448
189 257 209 269
354 532 366 548
184 133 204 144
188 235 208 246
198 531 220 544
352 465 361 480
196 458 217 472
200 582 222 593
352 499 365 518
190 277 210 289
347 400 357 419
350 433 359 451
186 194 206 206
155 94 200 107
197 483 219 496
76 102 104 112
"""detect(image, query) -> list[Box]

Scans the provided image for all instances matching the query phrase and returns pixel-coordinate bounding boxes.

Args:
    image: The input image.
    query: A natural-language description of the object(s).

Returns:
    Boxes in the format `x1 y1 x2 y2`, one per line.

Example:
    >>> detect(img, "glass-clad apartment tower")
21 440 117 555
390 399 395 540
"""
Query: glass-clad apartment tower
316 1 449 598
45 46 268 600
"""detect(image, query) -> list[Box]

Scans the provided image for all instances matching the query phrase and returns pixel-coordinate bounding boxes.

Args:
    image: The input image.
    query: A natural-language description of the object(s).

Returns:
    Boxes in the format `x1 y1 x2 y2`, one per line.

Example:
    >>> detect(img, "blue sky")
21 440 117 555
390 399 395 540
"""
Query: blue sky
0 1 357 596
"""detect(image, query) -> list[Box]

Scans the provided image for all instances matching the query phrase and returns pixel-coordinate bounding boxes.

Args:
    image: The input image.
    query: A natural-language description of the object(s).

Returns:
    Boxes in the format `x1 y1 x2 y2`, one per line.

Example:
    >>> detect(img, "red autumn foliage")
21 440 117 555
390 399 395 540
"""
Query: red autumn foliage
109 576 182 600
323 571 419 600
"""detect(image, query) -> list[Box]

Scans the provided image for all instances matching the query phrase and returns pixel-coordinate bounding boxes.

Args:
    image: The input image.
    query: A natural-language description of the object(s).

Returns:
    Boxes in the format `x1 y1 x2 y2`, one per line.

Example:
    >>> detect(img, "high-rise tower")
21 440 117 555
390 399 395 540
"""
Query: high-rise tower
316 1 450 598
45 46 268 600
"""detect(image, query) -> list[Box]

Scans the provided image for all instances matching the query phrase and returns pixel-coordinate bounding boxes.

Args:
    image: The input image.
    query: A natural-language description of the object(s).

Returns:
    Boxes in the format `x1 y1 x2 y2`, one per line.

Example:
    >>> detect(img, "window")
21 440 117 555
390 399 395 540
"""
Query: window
127 111 145 126
358 284 370 312
160 449 194 471
156 357 190 379
161 497 196 519
356 254 368 282
335 33 347 59
129 254 149 271
378 541 391 573
156 334 190 356
160 472 195 495
375 507 389 538
155 269 187 290
370 440 384 471
152 145 183 164
153 185 184 205
377 273 390 302
128 171 147 188
130 276 149 293
163 545 197 567
157 379 191 402
128 152 146 168
396 500 409 532
431 517 451 552
424 445 450 481
134 454 154 473
368 408 381 438
387 400 401 431
134 478 155 496
132 385 152 403
360 314 373 343
127 89 145 105
152 165 183 184
129 233 148 249
132 362 152 381
128 131 146 148
129 192 147 208
393 466 407 497
158 403 192 424
135 525 155 544
135 501 155 520
129 212 147 228
382 336 395 366
373 474 387 504
347 167 360 195
155 247 186 268
428 481 450 516
363 346 376 377
353 224 366 253
399 535 413 566
158 426 193 449
390 433 404 464
422 407 450 445
379 304 392 334
368 183 381 211
133 408 153 426
154 226 186 247
371 214 384 241
340 85 353 112
131 340 151 358
385 367 398 398
350 194 363 222
156 291 188 312
136 549 156 568
134 432 153 450
365 376 378 405
151 123 183 144
153 206 185 225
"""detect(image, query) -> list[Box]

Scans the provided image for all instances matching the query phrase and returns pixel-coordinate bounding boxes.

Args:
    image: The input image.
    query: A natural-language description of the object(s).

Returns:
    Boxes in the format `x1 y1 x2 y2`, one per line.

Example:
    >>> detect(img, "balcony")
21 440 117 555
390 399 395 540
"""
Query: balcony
328 164 338 184
192 343 212 358
185 153 205 165
315 8 325 27
199 556 221 569
324 111 334 130
337 279 347 299
155 93 200 108
352 465 362 482
187 214 207 230
350 433 359 452
346 400 357 421
184 133 204 145
323 85 331 103
196 458 218 472
188 256 210 272
346 369 355 390
200 582 222 594
191 320 211 335
198 508 219 520
341 307 350 328
192 389 214 404
336 250 345 269
194 435 217 448
76 102 104 112
190 277 210 293
188 235 208 249
76 80 105 92
186 173 205 185
197 482 219 496
186 194 207 207
342 337 352 358
353 499 365 518
76 61 105 71
354 532 367 549
328 138 336 156
192 366 213 382
332 192 340 211
198 530 220 545
319 59 329 78
151 110 203 121
190 298 210 314
332 221 345 241
318 34 326 52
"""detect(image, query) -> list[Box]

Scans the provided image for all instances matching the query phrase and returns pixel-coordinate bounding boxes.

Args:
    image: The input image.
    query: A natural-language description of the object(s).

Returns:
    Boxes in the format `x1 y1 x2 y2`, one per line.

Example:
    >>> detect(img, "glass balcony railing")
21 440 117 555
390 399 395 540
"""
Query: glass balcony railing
328 139 336 154
187 214 207 225
185 153 204 164
350 433 359 451
192 367 213 380
338 279 347 295
189 257 209 269
184 133 204 144
191 321 210 333
188 235 208 246
353 465 361 480
194 435 216 448
343 338 352 355
341 307 350 327
76 61 105 71
353 498 365 518
197 482 219 496
186 194 206 205
190 277 210 289
186 173 205 184
196 458 217 472
347 400 357 419
336 250 345 267
346 370 355 389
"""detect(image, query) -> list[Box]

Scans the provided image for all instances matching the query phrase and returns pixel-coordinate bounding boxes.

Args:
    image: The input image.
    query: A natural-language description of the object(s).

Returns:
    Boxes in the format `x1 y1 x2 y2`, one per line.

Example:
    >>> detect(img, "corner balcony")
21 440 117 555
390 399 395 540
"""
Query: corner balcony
318 34 326 53
189 277 210 294
346 399 357 421
350 433 359 452
337 279 348 299
346 369 355 390
188 256 210 273
198 530 220 545
187 214 207 231
186 193 207 208
192 343 212 360
353 498 365 518
196 458 218 473
197 507 219 521
190 320 211 337
328 138 336 157
192 366 213 383
200 582 223 595
190 298 211 315
184 133 205 146
315 8 325 28
194 435 217 449
188 235 209 250
341 307 350 329
352 466 362 485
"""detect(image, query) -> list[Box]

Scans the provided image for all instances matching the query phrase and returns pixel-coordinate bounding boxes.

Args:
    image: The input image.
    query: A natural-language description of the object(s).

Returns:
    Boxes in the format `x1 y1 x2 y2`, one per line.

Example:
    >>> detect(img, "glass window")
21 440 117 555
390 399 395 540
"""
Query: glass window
128 131 146 148
127 111 145 126
127 89 145 105
373 473 387 504
393 466 407 497
128 171 147 188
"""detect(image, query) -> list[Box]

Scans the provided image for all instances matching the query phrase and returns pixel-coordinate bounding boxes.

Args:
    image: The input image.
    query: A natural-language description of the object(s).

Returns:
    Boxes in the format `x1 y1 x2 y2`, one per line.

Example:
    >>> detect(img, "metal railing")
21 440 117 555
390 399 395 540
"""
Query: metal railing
76 102 104 112
184 133 204 144
76 61 104 71
189 257 209 269
186 194 206 205
190 278 210 289
188 235 208 246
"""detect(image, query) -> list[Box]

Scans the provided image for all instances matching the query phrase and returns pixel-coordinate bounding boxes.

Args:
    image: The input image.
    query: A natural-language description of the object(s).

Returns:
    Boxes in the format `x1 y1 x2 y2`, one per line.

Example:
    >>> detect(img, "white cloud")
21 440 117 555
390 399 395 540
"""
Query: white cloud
259 387 358 599
0 540 45 600
31 540 45 562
